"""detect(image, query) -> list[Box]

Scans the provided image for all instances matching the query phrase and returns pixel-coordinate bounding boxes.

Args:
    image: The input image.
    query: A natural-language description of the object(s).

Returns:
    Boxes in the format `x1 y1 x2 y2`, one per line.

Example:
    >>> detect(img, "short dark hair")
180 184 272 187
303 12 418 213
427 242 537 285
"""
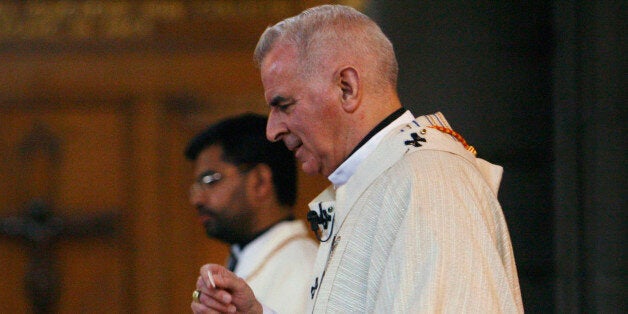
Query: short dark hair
184 113 297 207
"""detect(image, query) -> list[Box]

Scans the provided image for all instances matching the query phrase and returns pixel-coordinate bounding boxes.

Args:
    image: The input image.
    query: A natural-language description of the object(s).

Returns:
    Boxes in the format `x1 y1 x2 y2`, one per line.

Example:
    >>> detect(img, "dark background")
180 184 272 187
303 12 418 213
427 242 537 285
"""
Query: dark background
368 1 625 312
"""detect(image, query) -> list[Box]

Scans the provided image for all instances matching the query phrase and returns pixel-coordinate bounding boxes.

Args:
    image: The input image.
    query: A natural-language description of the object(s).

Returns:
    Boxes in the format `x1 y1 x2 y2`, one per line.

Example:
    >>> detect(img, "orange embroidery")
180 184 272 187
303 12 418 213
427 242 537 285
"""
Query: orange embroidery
427 125 477 156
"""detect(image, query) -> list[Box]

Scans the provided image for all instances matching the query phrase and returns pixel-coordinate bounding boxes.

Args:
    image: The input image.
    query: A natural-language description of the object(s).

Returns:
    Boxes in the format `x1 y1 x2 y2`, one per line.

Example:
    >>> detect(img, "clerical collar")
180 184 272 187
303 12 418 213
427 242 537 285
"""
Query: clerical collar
231 215 294 251
328 108 414 187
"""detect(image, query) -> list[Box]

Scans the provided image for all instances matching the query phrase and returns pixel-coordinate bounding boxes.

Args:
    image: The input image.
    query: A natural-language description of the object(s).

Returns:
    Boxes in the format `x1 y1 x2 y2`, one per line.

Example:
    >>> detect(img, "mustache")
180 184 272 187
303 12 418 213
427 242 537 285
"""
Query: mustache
196 205 216 217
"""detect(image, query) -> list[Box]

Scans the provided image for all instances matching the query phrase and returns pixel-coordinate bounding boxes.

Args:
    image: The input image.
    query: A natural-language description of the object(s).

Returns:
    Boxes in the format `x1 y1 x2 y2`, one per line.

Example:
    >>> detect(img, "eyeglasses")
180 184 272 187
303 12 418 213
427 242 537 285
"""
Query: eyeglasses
191 171 223 193
190 163 257 193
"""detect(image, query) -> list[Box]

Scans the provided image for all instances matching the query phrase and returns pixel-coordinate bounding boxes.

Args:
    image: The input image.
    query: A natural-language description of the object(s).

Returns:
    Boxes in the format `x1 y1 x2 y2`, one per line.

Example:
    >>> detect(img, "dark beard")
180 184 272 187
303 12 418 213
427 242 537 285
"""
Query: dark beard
202 210 253 245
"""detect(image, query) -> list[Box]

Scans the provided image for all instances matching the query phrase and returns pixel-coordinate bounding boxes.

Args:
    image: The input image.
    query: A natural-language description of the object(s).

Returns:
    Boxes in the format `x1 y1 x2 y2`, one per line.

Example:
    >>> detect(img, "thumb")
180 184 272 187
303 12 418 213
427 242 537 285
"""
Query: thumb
206 265 261 313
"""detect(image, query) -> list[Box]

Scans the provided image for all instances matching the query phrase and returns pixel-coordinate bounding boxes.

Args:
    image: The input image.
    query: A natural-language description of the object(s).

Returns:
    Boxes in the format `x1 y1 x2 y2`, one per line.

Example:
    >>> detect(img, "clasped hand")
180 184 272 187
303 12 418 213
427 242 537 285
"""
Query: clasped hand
191 264 262 314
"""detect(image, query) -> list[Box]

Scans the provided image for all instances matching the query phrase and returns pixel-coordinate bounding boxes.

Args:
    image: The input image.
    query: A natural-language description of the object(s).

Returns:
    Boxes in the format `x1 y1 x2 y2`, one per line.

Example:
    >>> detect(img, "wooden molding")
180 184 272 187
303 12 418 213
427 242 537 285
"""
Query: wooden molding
0 0 367 52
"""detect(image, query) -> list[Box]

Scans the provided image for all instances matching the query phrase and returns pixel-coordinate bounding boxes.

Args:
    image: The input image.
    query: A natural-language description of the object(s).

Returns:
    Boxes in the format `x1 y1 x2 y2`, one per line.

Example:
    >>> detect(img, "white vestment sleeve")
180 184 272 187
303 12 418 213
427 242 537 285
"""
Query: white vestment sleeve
372 151 523 313
261 303 277 314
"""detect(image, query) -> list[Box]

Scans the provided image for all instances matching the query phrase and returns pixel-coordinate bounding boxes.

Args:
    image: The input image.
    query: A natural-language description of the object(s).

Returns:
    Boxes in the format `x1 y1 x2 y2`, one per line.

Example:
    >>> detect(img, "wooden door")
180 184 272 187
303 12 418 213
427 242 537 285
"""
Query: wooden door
0 101 130 313
0 1 347 313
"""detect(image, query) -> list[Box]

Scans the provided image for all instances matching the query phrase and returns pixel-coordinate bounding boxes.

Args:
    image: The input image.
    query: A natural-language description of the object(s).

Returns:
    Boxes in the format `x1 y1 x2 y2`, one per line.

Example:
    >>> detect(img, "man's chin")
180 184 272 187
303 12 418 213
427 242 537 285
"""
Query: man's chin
204 228 215 239
300 160 321 176
203 223 219 238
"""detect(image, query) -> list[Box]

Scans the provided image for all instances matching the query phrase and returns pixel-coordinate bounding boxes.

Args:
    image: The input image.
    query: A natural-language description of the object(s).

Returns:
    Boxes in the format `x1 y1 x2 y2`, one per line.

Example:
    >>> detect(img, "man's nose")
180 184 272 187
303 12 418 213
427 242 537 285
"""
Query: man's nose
189 185 204 206
266 110 286 142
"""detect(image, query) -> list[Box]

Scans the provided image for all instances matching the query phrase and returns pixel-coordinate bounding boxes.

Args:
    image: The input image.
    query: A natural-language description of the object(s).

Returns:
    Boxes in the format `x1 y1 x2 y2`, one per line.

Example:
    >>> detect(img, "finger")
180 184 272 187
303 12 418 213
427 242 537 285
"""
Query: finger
191 301 219 314
195 276 212 297
197 294 235 313
196 276 204 290
195 271 216 295
197 265 233 304
199 287 233 305
200 265 216 288
205 264 239 292
192 302 235 314
206 269 216 288
190 301 206 314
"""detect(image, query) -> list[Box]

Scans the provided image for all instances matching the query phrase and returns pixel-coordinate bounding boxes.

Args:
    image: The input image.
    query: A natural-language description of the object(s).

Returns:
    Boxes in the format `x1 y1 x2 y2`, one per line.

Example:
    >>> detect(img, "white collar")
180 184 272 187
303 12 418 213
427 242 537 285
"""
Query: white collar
328 110 415 187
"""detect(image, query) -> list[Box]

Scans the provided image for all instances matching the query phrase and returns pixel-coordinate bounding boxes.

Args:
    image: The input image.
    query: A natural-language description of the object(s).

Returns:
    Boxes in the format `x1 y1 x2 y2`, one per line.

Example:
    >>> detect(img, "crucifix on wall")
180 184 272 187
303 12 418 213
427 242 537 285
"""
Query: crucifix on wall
0 122 118 314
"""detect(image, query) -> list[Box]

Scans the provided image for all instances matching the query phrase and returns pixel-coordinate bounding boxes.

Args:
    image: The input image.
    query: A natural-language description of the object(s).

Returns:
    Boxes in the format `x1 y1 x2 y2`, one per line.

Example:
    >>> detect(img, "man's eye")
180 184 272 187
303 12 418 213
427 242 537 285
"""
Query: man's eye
277 102 295 112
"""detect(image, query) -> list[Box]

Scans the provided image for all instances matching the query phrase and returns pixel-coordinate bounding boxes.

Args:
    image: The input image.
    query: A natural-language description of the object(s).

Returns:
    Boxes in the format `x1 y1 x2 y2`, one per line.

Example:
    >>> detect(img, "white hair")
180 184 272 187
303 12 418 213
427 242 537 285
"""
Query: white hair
254 4 398 89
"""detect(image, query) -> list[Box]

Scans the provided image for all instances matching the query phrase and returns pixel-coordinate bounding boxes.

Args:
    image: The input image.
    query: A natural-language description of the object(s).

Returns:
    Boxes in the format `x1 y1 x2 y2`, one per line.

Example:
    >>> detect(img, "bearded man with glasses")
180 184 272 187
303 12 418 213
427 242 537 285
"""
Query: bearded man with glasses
185 113 317 314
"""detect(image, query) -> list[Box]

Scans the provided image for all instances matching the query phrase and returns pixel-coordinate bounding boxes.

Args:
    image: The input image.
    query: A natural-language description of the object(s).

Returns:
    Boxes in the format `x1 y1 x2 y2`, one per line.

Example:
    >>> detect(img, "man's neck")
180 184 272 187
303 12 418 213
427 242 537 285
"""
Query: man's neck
328 108 412 187
232 215 295 249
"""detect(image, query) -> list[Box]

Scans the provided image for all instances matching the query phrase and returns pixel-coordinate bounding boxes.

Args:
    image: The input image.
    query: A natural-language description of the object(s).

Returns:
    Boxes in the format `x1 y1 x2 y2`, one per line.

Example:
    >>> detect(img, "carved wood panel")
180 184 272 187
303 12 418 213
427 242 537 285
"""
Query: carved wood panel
0 1 351 312
0 104 129 313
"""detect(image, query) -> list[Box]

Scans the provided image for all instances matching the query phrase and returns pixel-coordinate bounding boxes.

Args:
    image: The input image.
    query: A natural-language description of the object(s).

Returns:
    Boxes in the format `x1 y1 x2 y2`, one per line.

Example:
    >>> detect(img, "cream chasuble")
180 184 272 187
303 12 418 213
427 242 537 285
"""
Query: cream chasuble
232 220 317 314
306 113 523 313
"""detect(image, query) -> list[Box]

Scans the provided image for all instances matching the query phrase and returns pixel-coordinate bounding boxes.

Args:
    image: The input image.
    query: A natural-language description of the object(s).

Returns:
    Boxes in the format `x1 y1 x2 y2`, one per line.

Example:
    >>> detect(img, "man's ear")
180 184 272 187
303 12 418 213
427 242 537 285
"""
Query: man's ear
246 164 273 201
338 66 360 113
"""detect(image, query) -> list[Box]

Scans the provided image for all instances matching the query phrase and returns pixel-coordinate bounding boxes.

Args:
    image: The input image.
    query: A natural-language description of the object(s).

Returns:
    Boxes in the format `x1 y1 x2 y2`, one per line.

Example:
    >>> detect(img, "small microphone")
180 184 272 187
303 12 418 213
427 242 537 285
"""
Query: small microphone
307 210 322 232
306 204 334 242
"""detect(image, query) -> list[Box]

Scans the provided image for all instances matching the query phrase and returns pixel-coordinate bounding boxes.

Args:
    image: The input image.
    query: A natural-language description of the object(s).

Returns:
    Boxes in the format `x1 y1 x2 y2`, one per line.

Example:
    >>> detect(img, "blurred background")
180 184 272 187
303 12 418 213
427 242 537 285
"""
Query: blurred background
0 1 624 313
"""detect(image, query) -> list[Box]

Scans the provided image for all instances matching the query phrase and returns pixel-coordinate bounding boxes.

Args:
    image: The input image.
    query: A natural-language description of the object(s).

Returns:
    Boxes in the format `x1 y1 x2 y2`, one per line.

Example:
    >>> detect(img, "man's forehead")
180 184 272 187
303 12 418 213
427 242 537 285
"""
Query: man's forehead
195 146 226 166
261 42 298 73
193 152 233 177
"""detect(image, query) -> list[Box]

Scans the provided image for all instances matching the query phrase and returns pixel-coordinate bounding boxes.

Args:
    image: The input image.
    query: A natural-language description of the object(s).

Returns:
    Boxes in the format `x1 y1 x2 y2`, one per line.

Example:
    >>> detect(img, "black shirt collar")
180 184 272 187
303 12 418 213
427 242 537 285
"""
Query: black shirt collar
347 107 407 158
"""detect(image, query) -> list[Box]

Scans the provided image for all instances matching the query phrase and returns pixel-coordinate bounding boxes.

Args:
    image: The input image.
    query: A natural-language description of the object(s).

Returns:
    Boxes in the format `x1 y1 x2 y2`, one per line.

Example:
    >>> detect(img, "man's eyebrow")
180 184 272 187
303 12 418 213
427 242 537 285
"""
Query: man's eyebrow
197 170 216 179
269 95 290 107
